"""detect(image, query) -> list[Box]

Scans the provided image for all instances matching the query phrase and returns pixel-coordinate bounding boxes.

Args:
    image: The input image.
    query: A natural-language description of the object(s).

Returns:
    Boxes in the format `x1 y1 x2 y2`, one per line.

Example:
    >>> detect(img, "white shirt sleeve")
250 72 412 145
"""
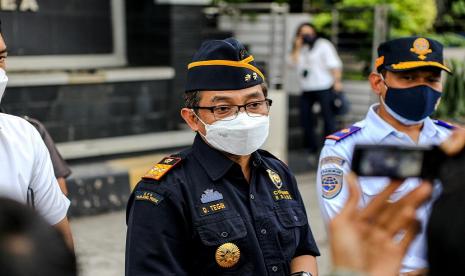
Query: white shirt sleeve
316 144 351 224
322 40 342 70
29 125 70 225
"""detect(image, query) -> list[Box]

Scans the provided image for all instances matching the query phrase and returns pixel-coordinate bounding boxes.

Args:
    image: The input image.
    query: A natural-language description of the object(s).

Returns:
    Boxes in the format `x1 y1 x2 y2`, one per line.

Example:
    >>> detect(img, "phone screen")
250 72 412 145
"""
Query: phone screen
352 145 430 179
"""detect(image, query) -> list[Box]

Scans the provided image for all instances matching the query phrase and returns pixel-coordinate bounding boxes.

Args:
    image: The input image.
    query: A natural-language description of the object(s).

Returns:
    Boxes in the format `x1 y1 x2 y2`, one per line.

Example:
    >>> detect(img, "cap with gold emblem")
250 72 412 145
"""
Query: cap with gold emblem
215 242 241 268
185 38 265 92
375 36 451 74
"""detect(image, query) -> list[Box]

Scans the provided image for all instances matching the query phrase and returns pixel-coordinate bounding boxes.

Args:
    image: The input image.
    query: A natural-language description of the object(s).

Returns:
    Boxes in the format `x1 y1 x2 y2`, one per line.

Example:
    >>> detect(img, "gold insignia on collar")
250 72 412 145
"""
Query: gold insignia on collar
215 243 240 268
410 38 432 60
267 169 282 189
244 74 251 82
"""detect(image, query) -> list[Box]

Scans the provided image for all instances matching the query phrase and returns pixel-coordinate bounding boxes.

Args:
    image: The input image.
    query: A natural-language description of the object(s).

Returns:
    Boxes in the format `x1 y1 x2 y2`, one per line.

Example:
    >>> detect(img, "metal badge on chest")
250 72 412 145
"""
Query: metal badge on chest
267 169 293 201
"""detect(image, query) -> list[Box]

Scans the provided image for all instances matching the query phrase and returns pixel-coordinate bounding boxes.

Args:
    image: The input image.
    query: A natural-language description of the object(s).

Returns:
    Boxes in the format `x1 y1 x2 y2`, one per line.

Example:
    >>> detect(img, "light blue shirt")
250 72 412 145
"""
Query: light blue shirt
316 104 452 272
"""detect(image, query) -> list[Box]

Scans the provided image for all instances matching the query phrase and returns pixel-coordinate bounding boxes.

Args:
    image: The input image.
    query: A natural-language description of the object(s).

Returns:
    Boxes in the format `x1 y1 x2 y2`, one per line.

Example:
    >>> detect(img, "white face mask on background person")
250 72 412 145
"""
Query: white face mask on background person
0 68 8 104
194 111 270 156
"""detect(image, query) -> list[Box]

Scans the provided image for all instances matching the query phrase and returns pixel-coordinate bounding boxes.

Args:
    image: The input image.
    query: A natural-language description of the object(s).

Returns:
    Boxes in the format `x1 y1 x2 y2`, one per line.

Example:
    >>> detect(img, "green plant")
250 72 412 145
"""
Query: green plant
312 0 437 38
436 0 465 32
388 0 437 37
435 59 465 121
424 33 465 47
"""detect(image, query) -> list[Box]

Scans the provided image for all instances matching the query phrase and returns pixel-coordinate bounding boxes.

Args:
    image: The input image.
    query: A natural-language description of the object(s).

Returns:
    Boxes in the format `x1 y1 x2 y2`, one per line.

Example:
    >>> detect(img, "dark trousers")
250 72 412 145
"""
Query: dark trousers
299 89 336 153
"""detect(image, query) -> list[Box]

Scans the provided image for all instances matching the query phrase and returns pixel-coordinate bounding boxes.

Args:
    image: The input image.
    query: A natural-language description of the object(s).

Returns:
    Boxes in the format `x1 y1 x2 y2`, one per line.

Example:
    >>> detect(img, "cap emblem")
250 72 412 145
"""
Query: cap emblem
244 74 251 82
410 38 432 60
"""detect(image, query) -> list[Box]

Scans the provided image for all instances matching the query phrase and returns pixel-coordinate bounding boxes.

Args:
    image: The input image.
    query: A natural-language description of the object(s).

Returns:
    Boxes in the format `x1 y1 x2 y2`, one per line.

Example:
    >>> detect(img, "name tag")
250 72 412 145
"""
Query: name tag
200 201 227 216
272 190 293 201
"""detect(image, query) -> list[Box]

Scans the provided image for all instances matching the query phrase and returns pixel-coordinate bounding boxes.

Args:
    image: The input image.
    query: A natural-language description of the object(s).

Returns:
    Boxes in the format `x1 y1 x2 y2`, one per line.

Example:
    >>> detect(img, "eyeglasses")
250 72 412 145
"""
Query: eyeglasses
192 99 272 121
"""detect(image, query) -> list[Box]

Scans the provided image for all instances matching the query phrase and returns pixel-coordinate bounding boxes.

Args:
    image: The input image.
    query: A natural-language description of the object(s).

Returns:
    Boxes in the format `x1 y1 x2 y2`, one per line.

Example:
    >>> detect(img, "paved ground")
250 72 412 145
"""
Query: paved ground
70 172 332 276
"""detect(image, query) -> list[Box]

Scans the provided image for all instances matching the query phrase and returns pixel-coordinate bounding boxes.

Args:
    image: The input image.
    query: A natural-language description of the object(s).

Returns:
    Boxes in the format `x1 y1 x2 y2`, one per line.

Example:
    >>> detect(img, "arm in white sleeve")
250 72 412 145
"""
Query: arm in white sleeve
316 144 352 225
29 125 70 225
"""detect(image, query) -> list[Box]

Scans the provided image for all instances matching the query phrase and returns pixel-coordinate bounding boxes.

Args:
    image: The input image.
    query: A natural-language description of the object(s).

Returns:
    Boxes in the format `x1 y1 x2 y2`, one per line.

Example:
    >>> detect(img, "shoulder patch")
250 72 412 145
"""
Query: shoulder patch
321 168 343 199
142 156 182 181
320 156 346 166
326 126 361 142
135 190 164 205
432 119 455 130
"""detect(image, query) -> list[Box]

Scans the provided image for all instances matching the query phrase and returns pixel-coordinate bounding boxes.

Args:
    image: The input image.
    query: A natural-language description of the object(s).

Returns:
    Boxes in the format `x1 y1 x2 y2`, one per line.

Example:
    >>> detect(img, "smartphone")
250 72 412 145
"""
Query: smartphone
351 144 445 179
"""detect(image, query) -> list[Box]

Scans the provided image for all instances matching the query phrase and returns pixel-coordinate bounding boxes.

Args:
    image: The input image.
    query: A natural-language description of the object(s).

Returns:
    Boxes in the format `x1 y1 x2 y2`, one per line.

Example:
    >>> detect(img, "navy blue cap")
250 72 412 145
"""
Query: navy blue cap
375 37 451 74
185 38 265 92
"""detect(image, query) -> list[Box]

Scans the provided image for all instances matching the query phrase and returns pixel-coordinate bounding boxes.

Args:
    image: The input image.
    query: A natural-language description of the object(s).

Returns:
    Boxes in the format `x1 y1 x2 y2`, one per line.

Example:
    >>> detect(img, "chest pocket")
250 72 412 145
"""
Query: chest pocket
195 215 252 275
275 207 307 227
359 177 412 204
275 206 308 259
197 215 247 246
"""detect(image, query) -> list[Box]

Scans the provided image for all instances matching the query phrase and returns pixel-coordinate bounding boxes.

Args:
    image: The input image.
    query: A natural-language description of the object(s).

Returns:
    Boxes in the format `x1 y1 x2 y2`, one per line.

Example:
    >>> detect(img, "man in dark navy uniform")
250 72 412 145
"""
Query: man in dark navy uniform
125 38 320 276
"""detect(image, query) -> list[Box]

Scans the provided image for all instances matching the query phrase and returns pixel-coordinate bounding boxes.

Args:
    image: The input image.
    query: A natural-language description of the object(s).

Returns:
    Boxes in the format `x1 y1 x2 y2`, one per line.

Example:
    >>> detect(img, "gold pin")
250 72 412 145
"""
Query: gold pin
410 38 432 60
244 74 251 82
252 72 258 80
215 243 240 268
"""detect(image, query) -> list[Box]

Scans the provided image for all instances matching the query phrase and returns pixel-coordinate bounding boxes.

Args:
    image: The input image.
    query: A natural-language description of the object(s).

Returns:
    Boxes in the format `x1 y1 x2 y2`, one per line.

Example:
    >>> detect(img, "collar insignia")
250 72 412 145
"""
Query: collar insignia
266 169 282 189
410 38 432 60
201 189 223 204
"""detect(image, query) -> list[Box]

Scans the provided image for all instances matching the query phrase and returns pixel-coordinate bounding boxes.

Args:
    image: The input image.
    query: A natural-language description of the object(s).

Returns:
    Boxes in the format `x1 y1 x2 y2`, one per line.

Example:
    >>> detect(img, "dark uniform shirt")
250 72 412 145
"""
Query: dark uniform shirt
24 116 71 178
125 135 320 276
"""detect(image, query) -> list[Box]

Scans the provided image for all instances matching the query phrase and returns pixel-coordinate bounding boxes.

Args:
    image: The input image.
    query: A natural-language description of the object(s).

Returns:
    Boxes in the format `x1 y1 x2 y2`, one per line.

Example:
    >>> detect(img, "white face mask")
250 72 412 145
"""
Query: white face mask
0 68 8 104
195 111 270 156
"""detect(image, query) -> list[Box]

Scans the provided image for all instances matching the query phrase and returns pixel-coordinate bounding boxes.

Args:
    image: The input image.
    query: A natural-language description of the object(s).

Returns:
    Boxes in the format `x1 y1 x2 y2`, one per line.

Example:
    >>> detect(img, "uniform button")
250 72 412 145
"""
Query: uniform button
221 231 229 238
271 265 278 272
250 194 255 200
260 228 267 235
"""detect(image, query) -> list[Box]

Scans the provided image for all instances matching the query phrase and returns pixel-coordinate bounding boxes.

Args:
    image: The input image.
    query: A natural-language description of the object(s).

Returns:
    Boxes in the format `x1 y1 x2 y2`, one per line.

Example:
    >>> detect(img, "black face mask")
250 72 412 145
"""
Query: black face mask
302 34 317 48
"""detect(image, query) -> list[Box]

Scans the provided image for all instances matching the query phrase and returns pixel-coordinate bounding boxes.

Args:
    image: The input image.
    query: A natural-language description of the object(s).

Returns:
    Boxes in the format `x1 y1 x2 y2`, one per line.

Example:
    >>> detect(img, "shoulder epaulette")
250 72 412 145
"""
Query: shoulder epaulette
326 126 361 142
432 119 455 130
142 156 182 181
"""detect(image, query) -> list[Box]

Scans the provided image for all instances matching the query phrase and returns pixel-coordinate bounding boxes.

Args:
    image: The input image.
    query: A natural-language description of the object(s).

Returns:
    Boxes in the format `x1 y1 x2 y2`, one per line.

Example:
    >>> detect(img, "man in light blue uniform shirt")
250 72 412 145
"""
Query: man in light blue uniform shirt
317 37 454 275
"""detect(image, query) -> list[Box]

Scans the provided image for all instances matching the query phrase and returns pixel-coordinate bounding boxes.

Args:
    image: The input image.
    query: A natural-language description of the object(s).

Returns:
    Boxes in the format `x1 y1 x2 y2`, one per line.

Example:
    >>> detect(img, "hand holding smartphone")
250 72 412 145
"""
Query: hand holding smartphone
351 144 446 180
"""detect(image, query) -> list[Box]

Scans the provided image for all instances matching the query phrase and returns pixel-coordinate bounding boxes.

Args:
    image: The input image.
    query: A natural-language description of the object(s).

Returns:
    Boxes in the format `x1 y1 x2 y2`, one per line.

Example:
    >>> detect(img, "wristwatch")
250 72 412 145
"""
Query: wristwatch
290 272 312 276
